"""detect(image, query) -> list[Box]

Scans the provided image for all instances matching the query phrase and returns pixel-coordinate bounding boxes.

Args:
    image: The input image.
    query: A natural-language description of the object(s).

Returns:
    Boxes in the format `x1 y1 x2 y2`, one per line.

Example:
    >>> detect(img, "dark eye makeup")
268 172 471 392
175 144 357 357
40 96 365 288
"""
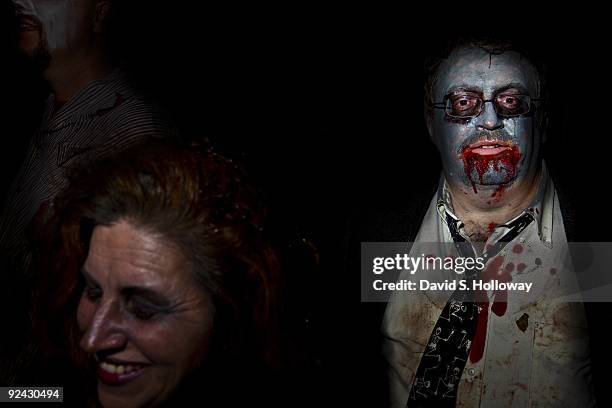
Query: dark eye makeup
79 269 177 321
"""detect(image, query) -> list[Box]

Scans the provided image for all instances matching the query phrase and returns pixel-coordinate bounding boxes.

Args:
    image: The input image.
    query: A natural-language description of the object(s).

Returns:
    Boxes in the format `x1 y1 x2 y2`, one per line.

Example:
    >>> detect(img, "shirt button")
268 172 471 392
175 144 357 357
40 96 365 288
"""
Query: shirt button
467 368 476 376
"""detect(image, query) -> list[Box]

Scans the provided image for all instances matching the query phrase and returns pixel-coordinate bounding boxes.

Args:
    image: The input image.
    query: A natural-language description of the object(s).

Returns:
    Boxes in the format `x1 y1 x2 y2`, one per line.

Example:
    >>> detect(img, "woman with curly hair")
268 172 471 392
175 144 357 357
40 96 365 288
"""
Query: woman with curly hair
28 141 283 407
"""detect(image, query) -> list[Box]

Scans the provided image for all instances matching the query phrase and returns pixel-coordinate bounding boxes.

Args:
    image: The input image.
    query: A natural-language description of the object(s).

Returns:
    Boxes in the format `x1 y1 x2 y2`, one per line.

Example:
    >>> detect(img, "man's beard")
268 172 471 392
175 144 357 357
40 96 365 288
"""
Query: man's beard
458 129 521 190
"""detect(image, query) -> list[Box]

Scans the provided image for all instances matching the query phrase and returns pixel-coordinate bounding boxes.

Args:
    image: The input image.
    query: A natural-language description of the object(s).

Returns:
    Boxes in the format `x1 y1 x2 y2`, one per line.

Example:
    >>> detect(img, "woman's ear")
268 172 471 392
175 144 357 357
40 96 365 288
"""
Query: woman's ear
93 0 111 35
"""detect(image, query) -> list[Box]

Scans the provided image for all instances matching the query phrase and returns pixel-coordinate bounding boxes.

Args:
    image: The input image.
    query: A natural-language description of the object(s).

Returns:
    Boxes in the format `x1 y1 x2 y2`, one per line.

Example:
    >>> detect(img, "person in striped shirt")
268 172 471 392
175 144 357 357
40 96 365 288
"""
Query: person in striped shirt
2 0 178 270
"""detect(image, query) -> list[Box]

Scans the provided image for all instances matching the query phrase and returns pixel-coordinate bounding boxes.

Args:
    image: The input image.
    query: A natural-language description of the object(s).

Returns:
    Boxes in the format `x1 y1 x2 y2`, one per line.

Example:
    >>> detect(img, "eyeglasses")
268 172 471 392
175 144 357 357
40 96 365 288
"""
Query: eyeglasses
432 92 540 119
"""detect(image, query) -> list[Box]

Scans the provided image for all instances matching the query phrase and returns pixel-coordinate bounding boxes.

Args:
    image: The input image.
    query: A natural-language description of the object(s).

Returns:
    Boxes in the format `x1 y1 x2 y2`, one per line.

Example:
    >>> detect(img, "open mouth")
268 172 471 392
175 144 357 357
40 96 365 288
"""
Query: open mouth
16 15 40 32
97 358 149 386
467 140 512 156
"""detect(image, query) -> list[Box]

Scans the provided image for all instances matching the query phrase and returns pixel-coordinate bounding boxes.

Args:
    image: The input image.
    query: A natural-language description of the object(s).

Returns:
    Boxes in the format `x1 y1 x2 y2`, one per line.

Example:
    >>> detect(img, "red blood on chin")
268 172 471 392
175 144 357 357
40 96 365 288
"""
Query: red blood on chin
461 145 521 194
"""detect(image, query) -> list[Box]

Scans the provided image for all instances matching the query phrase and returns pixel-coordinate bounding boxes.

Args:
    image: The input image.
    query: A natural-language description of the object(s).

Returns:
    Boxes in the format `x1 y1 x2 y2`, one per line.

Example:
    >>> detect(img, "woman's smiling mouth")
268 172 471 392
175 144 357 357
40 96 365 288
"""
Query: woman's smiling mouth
97 359 149 386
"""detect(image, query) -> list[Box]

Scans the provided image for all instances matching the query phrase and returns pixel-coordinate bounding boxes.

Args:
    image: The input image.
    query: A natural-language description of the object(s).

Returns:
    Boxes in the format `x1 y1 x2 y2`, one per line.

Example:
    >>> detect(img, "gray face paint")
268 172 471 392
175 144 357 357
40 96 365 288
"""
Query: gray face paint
430 47 542 196
12 0 79 51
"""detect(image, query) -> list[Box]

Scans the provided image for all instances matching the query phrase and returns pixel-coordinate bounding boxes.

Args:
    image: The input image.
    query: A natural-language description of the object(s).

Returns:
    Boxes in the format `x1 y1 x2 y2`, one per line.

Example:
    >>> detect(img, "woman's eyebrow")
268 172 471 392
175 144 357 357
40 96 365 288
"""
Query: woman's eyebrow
121 286 172 307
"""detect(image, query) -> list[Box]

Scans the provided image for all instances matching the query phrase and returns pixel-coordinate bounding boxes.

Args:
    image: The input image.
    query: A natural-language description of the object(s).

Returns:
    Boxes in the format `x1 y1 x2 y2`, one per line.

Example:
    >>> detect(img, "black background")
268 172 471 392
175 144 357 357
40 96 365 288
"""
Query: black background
3 3 612 406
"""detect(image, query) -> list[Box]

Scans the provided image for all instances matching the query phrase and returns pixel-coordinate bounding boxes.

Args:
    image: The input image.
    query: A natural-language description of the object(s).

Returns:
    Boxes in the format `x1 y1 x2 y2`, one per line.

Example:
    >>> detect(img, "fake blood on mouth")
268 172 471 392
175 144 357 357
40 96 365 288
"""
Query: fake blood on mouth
461 144 521 194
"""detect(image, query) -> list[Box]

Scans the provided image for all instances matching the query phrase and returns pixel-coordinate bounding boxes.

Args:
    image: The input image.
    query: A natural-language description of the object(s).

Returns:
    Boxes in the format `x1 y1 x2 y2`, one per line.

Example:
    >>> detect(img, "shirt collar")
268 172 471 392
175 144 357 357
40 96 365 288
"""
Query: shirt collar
43 68 130 131
436 162 555 247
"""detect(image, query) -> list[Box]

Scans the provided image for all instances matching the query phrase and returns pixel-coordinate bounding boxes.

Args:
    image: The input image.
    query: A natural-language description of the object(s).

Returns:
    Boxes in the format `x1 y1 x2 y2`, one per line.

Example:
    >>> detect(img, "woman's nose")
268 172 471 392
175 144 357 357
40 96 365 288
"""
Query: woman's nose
79 300 127 354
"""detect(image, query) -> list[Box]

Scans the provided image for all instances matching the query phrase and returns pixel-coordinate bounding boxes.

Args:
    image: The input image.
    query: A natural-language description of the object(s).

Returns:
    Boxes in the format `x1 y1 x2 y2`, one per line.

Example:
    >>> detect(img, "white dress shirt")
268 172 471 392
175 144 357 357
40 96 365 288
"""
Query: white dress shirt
382 164 595 407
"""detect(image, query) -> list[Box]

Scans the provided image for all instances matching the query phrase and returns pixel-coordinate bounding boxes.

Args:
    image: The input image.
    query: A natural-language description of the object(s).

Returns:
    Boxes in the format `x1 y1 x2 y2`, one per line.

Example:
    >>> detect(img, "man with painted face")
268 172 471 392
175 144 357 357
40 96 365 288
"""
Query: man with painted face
0 0 176 270
380 39 595 407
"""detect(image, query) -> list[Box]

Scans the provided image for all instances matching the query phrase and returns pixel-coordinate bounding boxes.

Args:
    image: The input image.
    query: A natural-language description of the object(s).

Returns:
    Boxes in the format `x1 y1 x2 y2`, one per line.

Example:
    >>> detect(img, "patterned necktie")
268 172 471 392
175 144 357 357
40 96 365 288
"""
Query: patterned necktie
406 212 533 407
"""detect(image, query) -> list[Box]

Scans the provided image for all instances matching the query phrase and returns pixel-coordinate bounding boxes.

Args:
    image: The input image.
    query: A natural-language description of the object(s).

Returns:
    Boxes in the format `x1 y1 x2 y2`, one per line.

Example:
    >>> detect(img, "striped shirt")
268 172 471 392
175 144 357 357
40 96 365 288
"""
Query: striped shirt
0 68 177 266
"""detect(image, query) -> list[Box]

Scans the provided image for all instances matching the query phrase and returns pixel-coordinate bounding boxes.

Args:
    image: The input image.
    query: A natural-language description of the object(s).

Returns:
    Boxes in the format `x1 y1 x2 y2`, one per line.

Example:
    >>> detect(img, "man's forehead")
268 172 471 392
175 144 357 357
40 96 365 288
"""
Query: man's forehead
435 47 539 98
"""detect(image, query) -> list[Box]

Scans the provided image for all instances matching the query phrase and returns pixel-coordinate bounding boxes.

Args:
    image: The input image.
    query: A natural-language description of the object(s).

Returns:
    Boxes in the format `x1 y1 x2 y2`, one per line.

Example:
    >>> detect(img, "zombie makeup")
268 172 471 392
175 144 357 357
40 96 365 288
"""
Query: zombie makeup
12 0 81 53
430 47 542 197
